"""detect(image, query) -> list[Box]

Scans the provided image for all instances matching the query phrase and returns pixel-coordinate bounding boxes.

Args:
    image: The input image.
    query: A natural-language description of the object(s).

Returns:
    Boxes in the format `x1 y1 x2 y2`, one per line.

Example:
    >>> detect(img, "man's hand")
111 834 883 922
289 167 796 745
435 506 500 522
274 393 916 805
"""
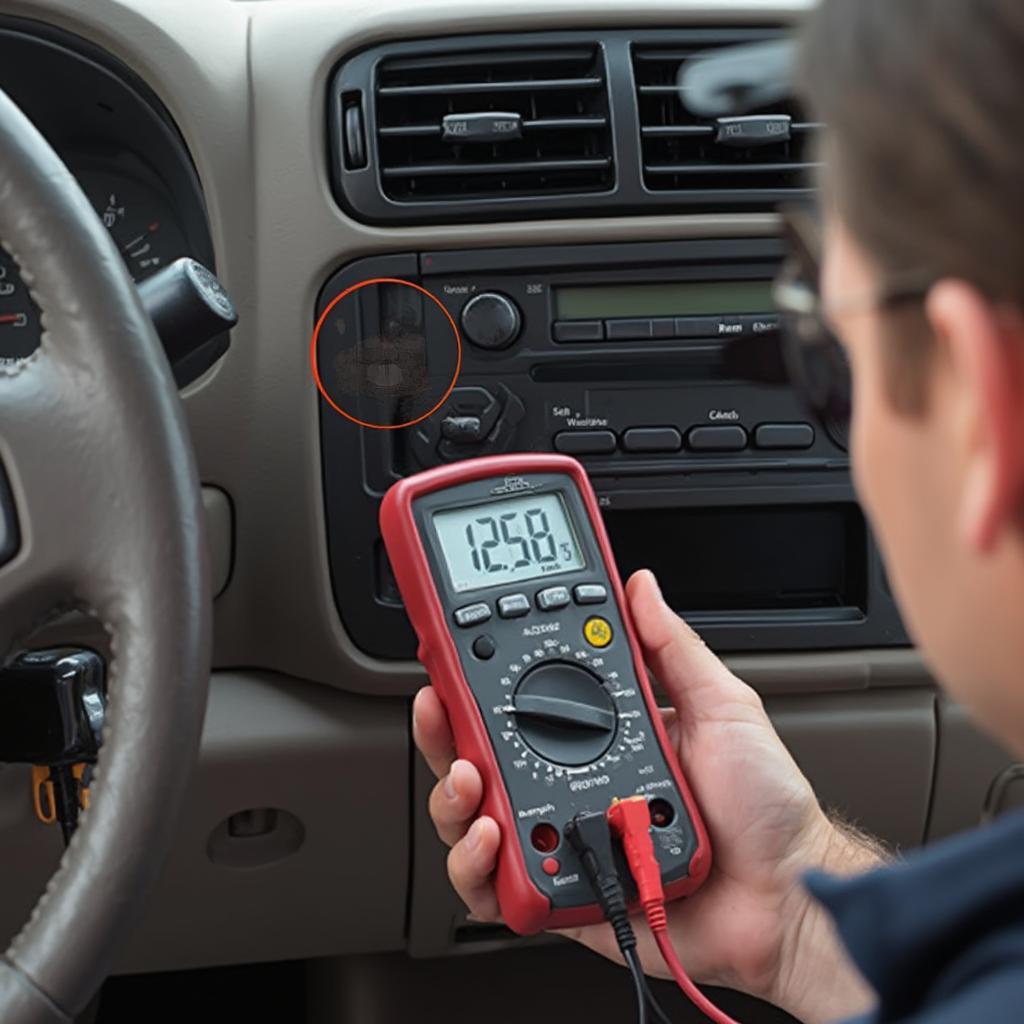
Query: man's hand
413 569 879 1024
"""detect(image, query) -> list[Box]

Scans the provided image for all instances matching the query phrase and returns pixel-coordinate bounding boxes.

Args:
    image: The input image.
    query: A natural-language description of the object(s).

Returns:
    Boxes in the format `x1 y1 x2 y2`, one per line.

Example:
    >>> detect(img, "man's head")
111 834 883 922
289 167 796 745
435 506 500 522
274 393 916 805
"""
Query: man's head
795 0 1024 750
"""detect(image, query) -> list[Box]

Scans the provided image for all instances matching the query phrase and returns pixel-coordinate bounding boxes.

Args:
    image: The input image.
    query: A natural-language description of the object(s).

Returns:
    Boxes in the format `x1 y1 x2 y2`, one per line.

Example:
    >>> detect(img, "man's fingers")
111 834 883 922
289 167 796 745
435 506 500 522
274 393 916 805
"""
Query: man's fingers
447 817 502 922
428 759 484 848
626 569 758 721
413 686 457 779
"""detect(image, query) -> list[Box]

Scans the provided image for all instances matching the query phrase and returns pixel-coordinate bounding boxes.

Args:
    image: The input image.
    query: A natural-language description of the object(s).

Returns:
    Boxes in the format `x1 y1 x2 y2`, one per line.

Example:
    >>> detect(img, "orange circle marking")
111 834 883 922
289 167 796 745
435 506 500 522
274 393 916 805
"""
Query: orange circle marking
310 277 462 430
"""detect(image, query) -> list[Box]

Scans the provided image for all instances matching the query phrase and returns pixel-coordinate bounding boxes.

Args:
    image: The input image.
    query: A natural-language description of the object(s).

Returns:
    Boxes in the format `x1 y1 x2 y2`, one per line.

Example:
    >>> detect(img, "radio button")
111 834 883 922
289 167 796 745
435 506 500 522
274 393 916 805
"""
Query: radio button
605 318 653 341
651 317 676 339
744 314 780 336
441 415 484 443
674 317 723 338
553 320 604 343
573 583 608 605
554 430 617 455
536 586 571 611
688 425 748 451
622 427 683 453
716 317 747 338
755 423 816 450
498 593 531 619
454 602 492 628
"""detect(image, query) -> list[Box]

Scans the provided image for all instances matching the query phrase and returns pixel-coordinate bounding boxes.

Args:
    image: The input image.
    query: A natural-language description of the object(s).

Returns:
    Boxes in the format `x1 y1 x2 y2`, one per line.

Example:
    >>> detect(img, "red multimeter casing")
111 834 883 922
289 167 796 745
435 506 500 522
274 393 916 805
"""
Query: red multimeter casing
381 454 711 934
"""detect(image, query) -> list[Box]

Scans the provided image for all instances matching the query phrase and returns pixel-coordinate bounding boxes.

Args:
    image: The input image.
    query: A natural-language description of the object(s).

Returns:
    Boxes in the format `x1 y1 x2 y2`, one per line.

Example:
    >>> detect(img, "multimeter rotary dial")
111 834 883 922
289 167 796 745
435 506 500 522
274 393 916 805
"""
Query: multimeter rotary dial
512 661 616 766
496 644 645 779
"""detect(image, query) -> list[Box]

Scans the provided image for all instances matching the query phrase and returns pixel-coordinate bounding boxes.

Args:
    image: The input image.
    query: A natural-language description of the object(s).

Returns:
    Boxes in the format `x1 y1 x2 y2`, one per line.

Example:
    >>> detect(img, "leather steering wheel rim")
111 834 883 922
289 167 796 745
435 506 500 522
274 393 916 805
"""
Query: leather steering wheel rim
0 89 211 1022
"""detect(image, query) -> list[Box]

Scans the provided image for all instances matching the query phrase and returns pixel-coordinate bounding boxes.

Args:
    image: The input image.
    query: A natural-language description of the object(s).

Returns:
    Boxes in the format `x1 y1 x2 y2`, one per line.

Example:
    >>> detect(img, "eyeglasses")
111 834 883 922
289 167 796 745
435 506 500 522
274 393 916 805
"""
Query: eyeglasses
772 204 931 428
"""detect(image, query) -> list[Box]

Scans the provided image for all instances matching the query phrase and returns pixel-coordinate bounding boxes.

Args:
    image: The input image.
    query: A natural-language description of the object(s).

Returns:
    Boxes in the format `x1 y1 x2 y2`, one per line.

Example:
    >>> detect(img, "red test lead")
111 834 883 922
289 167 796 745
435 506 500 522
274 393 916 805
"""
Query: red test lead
608 796 743 1024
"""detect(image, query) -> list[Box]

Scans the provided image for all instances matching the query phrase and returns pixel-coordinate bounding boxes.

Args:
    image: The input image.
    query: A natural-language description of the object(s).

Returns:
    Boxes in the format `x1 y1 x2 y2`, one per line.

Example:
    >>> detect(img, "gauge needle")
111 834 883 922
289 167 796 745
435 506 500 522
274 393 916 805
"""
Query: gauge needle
121 221 161 255
0 314 20 325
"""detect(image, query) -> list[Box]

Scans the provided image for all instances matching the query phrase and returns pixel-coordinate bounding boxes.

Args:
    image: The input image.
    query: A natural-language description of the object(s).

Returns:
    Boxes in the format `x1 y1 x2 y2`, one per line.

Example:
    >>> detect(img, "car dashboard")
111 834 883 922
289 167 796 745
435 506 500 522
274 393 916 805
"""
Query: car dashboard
0 0 1018 1019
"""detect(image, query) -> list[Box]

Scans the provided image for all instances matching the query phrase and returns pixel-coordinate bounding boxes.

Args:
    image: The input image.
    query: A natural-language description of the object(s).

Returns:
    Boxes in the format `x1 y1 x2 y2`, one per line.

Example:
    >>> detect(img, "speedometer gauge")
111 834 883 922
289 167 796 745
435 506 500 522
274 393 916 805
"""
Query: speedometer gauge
0 254 42 362
76 167 190 284
0 162 192 362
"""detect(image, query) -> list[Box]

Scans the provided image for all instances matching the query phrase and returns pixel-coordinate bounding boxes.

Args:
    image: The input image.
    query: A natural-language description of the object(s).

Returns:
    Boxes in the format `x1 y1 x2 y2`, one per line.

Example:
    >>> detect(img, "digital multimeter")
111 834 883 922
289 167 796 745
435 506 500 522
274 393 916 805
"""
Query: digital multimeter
381 454 711 934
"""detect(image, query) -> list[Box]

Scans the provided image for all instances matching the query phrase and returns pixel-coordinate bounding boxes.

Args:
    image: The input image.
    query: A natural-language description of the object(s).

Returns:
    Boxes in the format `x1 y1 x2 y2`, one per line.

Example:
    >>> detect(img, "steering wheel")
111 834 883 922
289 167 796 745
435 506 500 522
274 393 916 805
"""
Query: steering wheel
0 89 211 1022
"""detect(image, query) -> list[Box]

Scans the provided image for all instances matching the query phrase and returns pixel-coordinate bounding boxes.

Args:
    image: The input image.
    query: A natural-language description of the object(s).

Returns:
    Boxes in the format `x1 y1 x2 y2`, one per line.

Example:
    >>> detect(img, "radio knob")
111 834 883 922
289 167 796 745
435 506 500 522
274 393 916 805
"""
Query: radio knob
512 661 616 767
460 292 521 350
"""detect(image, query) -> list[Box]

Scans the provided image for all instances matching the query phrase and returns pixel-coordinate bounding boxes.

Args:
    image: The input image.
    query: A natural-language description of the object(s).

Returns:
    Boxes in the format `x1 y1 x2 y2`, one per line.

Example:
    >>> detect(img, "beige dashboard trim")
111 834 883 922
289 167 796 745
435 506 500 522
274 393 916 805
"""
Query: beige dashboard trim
0 0 917 700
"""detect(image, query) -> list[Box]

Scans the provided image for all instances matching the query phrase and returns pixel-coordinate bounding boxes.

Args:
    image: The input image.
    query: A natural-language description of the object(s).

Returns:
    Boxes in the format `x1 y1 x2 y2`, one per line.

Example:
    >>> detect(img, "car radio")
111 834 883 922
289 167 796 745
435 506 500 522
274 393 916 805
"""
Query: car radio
315 237 907 660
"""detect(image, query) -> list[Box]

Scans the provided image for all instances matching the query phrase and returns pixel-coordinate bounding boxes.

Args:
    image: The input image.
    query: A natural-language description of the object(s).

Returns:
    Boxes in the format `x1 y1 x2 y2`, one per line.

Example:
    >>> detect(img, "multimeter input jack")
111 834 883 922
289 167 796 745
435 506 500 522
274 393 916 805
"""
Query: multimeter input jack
529 822 560 854
648 797 676 829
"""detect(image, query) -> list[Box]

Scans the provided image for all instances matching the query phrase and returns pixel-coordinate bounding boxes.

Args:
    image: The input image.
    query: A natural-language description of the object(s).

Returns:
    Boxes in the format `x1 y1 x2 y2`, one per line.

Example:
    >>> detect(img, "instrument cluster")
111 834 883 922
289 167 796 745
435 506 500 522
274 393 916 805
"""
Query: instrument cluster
0 16 218 366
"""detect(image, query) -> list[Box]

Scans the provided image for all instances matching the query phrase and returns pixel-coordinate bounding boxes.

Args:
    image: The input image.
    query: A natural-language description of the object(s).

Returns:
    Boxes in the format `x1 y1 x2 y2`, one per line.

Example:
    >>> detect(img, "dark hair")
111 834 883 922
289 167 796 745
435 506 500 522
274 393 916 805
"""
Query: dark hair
794 0 1024 412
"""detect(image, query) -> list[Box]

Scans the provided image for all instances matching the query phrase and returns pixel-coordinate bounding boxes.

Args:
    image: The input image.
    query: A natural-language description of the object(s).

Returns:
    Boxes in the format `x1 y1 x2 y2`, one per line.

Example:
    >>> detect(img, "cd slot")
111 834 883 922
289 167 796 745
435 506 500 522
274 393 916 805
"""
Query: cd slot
532 351 728 383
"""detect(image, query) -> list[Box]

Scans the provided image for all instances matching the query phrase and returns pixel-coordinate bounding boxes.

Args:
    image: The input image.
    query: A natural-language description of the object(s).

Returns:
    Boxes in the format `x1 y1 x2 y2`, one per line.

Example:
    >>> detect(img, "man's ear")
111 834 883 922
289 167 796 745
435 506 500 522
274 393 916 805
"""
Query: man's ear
926 281 1024 553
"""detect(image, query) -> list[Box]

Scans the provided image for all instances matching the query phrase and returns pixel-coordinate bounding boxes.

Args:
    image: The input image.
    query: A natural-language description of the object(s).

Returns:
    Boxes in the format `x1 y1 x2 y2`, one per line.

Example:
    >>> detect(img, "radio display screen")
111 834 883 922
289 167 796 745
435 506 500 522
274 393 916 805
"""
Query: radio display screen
433 493 585 593
555 281 774 319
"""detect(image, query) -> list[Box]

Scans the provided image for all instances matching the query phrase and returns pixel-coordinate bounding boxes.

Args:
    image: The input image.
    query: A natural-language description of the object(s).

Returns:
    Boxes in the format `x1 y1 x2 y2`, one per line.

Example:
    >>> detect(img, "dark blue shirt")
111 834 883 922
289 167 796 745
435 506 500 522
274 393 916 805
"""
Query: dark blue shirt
805 809 1024 1023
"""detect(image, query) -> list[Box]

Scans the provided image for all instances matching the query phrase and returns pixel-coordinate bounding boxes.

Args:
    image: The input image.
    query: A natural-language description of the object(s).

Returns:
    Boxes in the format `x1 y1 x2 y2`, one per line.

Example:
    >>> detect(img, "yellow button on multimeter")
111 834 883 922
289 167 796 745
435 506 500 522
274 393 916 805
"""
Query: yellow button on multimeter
583 616 613 648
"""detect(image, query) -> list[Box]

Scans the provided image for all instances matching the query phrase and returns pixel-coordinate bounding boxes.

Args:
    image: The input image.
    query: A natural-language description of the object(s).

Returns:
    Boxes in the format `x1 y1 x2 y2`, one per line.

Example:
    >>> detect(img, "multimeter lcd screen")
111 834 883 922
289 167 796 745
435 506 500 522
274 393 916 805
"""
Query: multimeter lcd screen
433 493 585 593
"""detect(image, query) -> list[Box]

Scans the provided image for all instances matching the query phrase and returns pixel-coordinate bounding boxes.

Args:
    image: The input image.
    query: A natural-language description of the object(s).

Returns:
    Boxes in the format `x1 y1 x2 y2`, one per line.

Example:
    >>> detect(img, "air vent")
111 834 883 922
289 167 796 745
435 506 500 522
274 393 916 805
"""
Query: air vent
374 46 614 202
632 40 820 208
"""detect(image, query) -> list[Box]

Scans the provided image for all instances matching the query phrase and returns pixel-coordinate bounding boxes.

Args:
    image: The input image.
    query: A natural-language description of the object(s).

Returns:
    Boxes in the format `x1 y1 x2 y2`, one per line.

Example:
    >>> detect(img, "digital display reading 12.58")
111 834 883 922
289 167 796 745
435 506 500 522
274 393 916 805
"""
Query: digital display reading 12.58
433 493 585 593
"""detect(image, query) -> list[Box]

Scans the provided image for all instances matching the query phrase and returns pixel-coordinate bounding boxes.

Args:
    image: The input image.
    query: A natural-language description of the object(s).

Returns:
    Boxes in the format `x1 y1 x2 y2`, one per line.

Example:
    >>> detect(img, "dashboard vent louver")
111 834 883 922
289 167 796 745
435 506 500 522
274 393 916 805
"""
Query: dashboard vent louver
374 45 614 202
632 39 821 208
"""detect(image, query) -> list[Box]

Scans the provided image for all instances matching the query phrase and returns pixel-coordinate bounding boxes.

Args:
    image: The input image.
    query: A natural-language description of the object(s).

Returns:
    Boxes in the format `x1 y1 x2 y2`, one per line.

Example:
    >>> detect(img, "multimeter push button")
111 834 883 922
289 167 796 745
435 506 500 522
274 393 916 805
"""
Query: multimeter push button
472 635 496 660
498 593 530 619
536 586 571 611
573 583 607 605
453 602 491 628
583 616 613 648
